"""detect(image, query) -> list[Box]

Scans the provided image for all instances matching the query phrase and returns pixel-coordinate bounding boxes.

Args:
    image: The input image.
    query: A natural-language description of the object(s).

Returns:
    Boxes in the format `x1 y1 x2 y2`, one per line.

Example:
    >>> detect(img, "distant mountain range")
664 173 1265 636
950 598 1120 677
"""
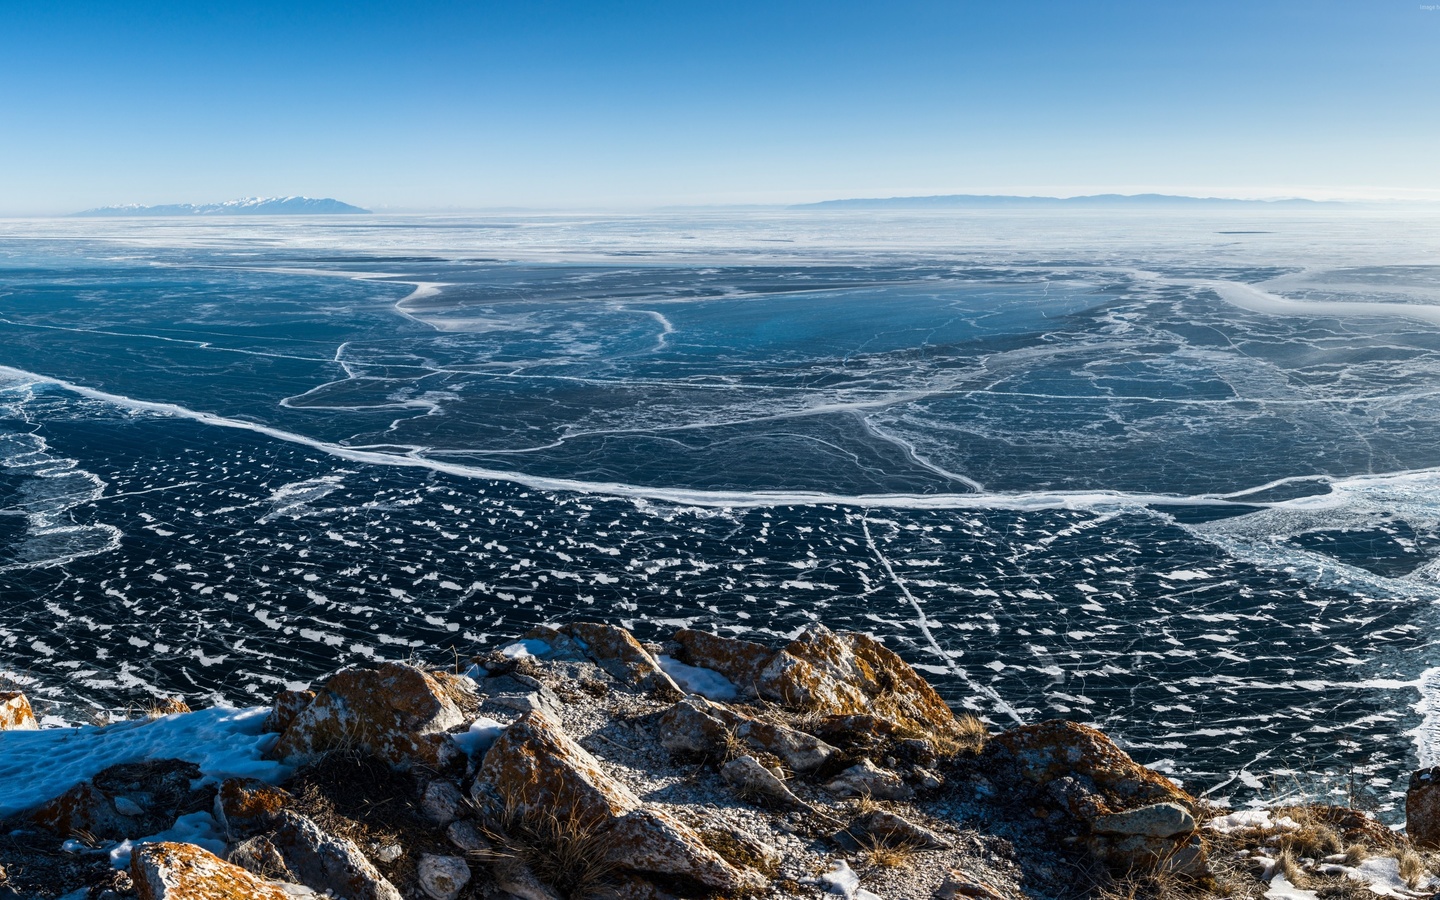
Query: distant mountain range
73 197 370 217
793 193 1337 209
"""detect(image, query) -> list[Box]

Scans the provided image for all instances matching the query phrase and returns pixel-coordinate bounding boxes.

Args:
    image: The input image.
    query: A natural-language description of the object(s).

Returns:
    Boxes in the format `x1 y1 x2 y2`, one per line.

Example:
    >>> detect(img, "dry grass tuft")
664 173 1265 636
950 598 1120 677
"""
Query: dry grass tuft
1342 843 1369 866
952 713 988 753
475 786 620 900
856 835 919 870
1397 847 1427 889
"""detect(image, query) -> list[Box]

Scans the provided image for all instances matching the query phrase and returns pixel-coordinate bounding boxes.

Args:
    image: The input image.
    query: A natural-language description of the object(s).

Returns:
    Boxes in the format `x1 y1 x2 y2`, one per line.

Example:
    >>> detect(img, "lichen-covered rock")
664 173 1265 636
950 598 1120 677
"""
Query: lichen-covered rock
824 759 914 801
264 689 316 734
270 810 403 900
673 629 776 698
214 778 291 839
417 853 471 900
131 841 297 900
477 709 764 893
720 755 807 810
1409 767 1440 849
657 696 839 773
0 691 38 731
984 720 1193 814
761 626 964 739
270 662 475 771
29 781 139 840
560 622 682 696
985 720 1203 876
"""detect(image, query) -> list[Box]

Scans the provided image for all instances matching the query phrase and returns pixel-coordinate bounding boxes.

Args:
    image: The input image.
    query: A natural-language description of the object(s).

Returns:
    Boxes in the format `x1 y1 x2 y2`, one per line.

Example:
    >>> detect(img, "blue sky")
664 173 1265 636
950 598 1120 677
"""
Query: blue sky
1 1 1436 213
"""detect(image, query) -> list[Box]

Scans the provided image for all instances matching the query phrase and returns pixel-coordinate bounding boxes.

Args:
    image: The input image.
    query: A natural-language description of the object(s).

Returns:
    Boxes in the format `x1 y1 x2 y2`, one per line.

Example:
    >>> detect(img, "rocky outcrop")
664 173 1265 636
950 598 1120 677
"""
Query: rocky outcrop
476 708 766 893
130 841 300 900
671 625 966 742
33 622 1416 898
0 691 38 730
269 810 403 900
270 662 476 771
985 719 1204 875
1409 766 1440 849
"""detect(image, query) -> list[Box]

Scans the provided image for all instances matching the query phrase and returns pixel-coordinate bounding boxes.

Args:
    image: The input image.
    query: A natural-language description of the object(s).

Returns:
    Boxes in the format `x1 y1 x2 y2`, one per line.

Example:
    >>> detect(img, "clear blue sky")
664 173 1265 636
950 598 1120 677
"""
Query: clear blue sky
1 1 1436 213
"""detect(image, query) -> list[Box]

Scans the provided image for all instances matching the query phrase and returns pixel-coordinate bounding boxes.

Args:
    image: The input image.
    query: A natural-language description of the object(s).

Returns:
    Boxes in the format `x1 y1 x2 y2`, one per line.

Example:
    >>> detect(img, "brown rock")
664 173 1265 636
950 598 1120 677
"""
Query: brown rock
842 810 952 850
761 626 964 739
29 782 139 841
1409 767 1440 849
934 869 1007 900
270 810 403 900
477 709 764 893
270 662 475 771
823 760 914 801
657 696 839 773
0 691 38 731
673 629 776 697
720 755 808 810
263 689 316 734
984 720 1193 814
213 777 291 839
985 720 1204 876
560 622 682 696
131 841 295 900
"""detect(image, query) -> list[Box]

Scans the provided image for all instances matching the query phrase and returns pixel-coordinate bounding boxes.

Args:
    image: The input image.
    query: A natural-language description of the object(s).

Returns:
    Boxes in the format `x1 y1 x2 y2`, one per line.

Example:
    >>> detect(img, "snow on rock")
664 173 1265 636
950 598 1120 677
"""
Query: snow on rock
657 654 739 701
109 810 227 869
450 716 505 758
0 707 287 818
499 638 552 659
1264 872 1319 900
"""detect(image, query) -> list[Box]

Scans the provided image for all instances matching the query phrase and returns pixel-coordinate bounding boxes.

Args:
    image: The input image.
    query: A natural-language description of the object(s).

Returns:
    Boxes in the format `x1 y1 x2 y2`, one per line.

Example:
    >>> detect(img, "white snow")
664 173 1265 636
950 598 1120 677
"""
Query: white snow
108 810 227 869
1206 809 1300 833
657 655 739 701
816 860 883 900
451 717 506 757
0 707 289 818
499 638 551 659
1264 872 1318 900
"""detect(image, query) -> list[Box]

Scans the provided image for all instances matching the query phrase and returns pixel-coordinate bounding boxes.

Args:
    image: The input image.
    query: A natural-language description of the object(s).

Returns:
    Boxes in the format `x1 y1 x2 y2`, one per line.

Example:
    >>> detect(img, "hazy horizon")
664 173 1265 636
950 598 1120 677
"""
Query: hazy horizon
3 1 1439 215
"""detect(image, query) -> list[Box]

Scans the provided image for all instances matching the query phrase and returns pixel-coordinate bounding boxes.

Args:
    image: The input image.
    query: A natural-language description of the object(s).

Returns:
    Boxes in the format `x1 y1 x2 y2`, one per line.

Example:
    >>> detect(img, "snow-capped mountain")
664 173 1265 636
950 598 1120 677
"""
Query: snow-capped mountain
72 197 369 216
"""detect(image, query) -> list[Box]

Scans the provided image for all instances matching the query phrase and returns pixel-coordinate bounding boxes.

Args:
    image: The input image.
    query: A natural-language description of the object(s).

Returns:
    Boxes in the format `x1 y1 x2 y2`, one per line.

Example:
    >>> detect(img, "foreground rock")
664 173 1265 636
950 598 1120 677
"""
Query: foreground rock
130 841 301 899
0 691 38 731
22 620 1431 898
270 661 477 771
985 719 1205 875
674 625 968 742
476 708 766 893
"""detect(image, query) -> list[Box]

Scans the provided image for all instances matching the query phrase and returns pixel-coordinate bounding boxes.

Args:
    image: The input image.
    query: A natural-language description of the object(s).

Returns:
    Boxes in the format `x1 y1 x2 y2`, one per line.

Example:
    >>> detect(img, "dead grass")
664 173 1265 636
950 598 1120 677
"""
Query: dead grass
856 835 919 870
1397 847 1426 888
474 783 620 900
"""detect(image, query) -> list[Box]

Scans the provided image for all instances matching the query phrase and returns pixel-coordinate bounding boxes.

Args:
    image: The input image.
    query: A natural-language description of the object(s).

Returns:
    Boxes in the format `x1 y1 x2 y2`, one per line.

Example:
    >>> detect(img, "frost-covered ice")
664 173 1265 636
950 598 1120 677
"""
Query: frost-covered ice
0 707 286 817
6 211 1440 819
